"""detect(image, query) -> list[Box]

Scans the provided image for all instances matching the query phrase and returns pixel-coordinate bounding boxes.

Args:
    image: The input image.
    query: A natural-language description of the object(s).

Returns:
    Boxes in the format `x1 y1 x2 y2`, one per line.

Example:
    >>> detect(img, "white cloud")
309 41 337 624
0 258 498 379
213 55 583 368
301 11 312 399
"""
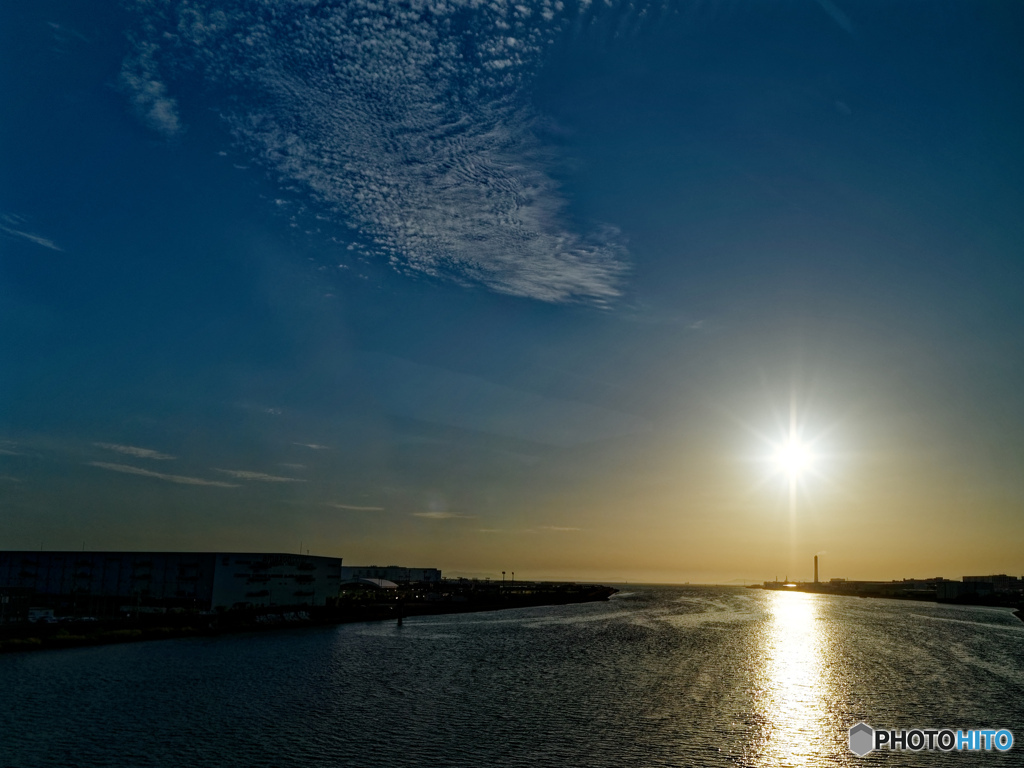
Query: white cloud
541 525 581 532
293 442 331 450
213 469 305 483
413 511 475 520
87 461 237 487
0 439 26 457
121 0 629 303
328 503 385 512
813 0 855 35
48 22 91 45
94 442 175 460
119 38 182 138
234 401 283 416
0 217 62 252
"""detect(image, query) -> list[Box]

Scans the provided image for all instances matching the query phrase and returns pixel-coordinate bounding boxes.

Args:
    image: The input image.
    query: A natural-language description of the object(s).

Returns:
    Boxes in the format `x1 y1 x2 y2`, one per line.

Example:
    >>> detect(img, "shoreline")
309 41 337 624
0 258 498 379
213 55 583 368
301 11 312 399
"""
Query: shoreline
0 584 618 654
748 584 1024 623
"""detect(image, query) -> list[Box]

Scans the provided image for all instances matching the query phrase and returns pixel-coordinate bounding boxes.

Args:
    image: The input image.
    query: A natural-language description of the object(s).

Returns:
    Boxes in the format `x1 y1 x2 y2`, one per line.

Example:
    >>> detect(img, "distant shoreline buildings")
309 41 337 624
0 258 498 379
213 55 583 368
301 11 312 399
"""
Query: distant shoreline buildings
0 551 440 623
341 565 441 585
758 555 1023 603
760 574 1023 598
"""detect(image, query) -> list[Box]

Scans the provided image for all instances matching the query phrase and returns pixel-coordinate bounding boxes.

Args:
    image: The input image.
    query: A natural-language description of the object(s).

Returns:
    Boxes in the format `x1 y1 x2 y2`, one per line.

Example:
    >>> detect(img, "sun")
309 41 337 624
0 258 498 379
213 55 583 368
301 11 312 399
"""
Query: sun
772 437 815 480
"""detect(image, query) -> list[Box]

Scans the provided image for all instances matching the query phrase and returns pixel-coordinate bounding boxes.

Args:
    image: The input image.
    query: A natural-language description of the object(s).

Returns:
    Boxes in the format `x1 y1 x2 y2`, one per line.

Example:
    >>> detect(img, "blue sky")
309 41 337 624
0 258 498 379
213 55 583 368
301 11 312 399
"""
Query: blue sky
2 1 1022 582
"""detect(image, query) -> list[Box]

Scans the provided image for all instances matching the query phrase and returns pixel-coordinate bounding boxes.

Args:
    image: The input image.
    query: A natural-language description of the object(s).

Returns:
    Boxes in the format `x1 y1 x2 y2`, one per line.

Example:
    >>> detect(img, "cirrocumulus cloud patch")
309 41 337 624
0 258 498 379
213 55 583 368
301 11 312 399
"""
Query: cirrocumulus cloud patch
121 0 629 304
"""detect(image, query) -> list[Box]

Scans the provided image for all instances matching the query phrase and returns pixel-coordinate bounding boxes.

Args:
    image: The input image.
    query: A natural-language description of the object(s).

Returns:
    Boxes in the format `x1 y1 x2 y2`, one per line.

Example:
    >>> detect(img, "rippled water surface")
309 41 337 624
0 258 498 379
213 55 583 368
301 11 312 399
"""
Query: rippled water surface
1 586 1022 767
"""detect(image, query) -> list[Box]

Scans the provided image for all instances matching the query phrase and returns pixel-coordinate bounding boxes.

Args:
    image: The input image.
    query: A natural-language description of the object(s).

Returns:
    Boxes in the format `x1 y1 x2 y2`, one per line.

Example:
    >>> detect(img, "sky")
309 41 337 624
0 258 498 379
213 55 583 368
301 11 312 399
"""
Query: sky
2 0 1023 584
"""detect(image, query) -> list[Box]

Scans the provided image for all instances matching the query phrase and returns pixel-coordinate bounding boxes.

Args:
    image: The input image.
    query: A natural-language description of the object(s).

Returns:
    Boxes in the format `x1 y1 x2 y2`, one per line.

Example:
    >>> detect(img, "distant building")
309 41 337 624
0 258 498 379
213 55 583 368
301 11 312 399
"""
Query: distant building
937 581 993 600
963 575 1022 593
0 586 31 624
900 577 953 591
0 551 342 617
345 578 399 590
341 565 441 584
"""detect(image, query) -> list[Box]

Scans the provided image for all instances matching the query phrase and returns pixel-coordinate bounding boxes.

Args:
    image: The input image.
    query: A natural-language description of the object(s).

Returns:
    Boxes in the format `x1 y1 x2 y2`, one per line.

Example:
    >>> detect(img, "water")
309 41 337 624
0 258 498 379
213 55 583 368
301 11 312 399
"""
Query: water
1 586 1021 767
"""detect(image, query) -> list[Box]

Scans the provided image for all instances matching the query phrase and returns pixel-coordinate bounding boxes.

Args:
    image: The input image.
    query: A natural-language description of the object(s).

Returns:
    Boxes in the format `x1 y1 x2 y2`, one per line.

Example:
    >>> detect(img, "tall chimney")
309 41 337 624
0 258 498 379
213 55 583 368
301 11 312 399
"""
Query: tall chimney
814 555 819 584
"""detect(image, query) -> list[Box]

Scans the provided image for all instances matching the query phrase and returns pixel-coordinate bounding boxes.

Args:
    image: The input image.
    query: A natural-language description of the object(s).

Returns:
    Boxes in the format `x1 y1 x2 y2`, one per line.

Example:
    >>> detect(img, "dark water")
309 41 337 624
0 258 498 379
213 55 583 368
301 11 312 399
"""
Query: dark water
1 586 1021 767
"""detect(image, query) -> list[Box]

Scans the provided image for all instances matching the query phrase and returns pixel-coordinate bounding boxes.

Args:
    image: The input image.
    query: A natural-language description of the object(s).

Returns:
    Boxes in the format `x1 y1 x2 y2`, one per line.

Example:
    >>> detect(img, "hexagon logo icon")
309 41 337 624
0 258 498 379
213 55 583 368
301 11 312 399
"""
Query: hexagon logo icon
849 722 874 756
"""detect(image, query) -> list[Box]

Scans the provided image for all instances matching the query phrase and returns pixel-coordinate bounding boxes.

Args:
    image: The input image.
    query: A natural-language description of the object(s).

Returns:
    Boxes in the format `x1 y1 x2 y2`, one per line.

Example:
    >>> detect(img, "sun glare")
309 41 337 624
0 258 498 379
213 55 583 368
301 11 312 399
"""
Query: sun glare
772 438 815 480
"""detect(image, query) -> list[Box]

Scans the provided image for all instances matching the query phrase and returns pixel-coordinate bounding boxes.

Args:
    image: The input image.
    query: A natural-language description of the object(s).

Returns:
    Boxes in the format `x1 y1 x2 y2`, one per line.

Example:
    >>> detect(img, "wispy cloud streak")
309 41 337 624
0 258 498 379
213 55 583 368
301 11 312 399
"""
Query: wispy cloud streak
88 461 237 487
213 469 305 483
413 511 475 520
328 503 385 512
1 221 63 252
0 439 28 457
95 442 175 460
813 0 855 35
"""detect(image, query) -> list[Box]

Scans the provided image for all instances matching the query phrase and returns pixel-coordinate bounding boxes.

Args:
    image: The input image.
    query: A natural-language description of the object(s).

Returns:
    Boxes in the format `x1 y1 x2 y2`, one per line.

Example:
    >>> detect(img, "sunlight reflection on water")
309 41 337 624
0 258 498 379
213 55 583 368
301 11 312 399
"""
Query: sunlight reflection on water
755 591 835 767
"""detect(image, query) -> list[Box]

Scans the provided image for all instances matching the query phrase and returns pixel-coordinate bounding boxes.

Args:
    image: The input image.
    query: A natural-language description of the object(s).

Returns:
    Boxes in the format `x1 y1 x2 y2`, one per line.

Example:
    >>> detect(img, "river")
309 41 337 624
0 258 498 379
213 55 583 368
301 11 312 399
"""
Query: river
1 585 1021 767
